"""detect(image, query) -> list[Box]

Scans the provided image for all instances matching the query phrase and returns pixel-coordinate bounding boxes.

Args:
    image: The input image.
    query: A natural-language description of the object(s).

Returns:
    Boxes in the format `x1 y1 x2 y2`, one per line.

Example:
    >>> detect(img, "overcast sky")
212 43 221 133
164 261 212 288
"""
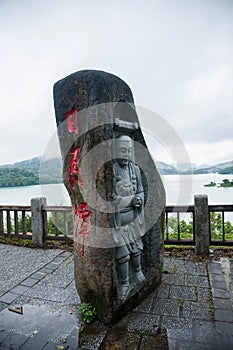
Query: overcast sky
1 0 233 167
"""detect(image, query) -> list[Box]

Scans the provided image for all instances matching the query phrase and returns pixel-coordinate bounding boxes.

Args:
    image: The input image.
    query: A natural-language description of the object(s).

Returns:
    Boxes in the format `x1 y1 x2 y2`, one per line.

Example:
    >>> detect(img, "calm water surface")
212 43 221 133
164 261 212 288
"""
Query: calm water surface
0 174 232 206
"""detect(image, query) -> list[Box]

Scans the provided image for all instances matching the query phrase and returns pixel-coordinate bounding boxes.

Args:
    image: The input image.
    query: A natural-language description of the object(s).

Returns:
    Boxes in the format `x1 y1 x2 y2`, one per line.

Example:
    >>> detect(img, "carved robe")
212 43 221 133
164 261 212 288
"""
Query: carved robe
112 160 145 260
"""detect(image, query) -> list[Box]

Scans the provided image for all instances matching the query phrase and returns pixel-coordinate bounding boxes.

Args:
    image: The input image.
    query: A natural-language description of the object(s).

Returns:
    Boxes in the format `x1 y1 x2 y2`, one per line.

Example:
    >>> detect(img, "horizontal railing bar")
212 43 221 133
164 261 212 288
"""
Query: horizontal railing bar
164 239 195 245
0 206 31 211
0 202 231 246
46 235 73 241
0 204 232 213
43 206 72 212
0 232 32 239
166 206 194 212
210 240 233 246
209 205 233 211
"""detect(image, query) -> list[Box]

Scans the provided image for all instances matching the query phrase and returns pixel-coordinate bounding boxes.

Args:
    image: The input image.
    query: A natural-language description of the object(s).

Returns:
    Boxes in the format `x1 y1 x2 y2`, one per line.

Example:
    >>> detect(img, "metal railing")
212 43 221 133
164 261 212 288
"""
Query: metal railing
164 205 195 245
209 204 233 246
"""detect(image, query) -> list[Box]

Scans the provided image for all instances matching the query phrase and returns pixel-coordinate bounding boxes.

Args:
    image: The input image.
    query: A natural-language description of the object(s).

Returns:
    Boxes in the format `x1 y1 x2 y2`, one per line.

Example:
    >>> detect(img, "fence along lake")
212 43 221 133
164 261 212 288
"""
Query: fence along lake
0 174 232 206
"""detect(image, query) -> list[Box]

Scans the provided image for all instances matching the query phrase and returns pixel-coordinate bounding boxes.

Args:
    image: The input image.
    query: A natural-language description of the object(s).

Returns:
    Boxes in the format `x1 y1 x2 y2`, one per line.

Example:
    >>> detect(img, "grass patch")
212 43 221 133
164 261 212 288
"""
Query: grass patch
208 290 215 319
0 236 73 252
179 298 184 309
0 236 33 248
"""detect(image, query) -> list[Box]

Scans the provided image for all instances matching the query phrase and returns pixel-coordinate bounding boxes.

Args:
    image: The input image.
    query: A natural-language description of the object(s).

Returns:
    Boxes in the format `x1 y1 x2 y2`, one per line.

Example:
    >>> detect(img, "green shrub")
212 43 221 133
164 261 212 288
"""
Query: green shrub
78 302 96 324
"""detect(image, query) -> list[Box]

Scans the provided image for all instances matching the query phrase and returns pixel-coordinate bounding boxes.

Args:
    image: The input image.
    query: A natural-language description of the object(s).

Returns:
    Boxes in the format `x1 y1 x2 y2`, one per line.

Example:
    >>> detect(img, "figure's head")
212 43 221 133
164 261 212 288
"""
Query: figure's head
115 135 133 167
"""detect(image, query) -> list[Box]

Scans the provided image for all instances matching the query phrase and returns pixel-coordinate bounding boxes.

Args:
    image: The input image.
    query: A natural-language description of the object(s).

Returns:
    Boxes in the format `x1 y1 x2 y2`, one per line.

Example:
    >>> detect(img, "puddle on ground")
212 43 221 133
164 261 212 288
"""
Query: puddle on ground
0 304 80 343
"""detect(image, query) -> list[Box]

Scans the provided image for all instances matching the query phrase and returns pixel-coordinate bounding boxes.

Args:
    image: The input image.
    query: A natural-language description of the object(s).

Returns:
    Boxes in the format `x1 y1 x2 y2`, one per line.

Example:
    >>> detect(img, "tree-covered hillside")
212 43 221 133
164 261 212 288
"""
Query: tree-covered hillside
39 157 63 184
0 168 39 187
1 157 41 173
1 155 233 188
0 157 63 187
219 166 233 174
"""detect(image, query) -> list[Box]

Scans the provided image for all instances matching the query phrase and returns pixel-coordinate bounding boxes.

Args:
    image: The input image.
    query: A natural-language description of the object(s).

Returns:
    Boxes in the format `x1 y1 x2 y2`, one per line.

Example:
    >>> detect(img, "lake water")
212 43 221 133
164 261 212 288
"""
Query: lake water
0 174 232 206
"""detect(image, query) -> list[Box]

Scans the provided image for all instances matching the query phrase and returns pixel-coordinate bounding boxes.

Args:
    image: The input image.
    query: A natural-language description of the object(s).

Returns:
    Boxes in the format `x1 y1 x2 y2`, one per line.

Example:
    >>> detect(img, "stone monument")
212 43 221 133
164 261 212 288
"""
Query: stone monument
53 70 165 324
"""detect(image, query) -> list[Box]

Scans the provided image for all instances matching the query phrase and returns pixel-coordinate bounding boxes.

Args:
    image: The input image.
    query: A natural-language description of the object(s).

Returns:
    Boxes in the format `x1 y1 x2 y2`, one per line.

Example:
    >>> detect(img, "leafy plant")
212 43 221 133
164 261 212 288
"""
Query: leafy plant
78 302 96 324
47 212 73 236
23 239 32 247
165 213 233 241
179 298 184 309
18 214 32 233
165 215 194 240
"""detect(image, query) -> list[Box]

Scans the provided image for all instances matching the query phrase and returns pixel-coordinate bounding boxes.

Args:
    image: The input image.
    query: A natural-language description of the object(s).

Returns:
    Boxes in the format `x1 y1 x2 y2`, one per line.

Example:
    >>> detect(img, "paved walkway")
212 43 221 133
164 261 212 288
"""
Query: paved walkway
0 244 233 349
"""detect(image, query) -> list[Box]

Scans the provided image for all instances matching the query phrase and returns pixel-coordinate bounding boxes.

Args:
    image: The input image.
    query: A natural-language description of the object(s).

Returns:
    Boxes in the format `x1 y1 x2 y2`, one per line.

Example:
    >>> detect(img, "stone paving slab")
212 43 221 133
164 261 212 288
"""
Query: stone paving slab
0 245 62 296
0 292 19 304
196 286 211 303
1 245 233 349
0 244 80 350
0 332 29 350
10 285 30 295
21 277 40 288
169 285 197 301
185 275 209 287
150 299 179 317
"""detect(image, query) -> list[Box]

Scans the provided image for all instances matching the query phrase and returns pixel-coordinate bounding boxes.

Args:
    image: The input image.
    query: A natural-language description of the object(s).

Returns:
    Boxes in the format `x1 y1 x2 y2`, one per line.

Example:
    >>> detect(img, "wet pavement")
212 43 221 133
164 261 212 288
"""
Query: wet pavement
0 244 80 349
0 244 233 349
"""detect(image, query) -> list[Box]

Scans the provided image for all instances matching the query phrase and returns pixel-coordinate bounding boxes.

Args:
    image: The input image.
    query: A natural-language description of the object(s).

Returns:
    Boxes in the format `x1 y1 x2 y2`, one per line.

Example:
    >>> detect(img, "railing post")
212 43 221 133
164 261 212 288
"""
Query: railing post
31 197 47 248
194 195 209 255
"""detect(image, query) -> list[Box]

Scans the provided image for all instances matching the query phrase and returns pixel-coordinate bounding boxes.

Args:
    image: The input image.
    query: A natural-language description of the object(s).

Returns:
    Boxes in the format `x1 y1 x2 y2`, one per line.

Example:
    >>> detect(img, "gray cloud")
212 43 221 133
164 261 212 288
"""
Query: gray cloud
0 0 233 165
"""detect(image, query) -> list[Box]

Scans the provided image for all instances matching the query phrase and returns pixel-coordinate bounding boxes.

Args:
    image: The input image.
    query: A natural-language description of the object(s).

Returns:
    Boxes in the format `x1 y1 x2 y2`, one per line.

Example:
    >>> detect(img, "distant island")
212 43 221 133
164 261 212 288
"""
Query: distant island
204 179 233 188
0 156 233 188
204 181 217 187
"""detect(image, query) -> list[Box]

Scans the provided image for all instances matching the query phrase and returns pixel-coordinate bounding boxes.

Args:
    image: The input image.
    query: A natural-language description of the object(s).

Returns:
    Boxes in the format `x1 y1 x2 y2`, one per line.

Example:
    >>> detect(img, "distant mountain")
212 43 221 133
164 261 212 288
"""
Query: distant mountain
157 160 233 175
0 157 63 187
40 157 63 184
192 160 233 174
156 161 177 175
218 166 233 175
0 168 38 187
216 160 233 169
0 157 41 173
195 163 212 170
0 156 233 188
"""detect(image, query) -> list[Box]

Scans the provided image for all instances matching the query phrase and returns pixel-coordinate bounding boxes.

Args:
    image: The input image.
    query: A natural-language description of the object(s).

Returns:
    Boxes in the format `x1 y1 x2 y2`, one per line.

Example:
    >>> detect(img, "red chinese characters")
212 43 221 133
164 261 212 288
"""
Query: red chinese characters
75 203 92 259
66 108 78 134
67 109 91 258
69 146 83 188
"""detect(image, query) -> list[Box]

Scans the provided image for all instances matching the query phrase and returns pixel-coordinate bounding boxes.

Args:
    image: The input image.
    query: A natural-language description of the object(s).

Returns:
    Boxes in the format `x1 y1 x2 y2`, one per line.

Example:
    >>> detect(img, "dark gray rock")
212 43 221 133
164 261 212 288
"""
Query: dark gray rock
53 70 165 323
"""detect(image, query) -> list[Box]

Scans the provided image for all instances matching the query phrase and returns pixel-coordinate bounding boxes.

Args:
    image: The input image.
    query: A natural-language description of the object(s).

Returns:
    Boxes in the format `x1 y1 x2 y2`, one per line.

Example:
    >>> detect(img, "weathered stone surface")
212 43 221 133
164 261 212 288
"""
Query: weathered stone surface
31 197 47 248
194 195 209 255
53 70 165 323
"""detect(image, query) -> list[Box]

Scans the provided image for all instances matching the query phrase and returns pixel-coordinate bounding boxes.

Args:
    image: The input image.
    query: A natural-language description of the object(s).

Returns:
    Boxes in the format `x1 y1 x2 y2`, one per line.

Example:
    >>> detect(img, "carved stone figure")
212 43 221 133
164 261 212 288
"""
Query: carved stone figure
112 135 145 301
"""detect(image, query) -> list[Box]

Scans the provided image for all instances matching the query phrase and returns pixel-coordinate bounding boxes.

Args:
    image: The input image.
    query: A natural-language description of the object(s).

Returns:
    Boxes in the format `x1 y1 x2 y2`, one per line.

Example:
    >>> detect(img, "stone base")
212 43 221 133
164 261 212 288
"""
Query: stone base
74 239 163 324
